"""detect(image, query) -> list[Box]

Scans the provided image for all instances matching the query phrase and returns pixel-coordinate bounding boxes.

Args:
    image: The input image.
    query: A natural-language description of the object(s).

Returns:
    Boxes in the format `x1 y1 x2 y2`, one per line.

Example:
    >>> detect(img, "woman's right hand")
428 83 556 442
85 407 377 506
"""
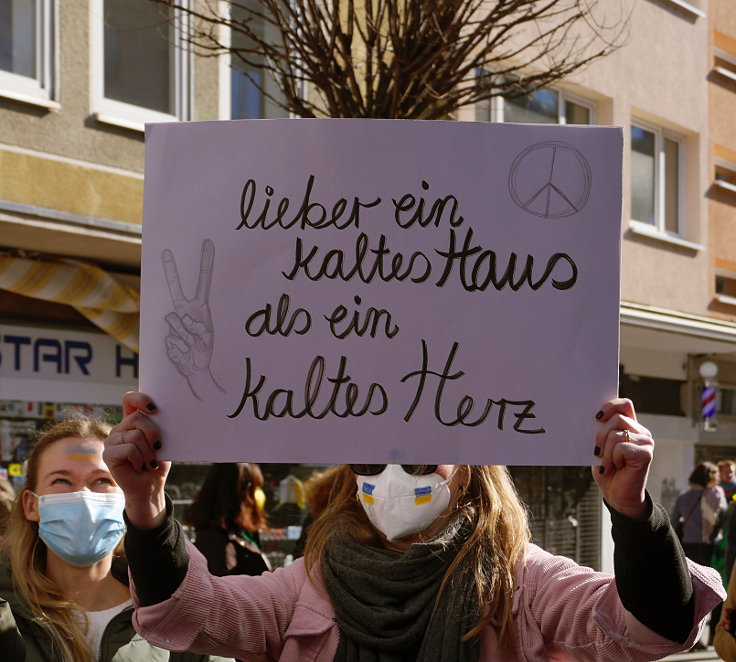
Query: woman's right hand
103 391 170 529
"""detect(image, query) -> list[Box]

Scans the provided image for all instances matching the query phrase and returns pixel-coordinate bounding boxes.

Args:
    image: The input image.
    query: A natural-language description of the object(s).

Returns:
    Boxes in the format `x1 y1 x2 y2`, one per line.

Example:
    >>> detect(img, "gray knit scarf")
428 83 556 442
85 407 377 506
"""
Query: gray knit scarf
321 520 481 662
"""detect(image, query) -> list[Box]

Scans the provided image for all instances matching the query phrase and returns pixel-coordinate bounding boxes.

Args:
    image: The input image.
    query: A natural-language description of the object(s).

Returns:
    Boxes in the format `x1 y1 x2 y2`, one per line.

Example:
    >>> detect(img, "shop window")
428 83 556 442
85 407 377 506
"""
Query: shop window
619 372 686 416
630 122 683 236
229 0 288 119
509 466 600 569
90 0 190 130
0 0 54 106
475 72 593 125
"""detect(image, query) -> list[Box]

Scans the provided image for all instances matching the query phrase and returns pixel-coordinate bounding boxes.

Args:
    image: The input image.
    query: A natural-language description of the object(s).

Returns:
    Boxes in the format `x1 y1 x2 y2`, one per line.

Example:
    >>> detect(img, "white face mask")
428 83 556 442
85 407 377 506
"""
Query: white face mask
354 465 453 541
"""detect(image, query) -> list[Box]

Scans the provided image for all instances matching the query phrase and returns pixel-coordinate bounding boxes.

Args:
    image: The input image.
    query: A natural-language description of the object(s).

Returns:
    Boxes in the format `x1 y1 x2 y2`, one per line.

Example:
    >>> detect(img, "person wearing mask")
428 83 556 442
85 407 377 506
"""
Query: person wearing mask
103 392 725 661
0 415 232 662
185 463 270 576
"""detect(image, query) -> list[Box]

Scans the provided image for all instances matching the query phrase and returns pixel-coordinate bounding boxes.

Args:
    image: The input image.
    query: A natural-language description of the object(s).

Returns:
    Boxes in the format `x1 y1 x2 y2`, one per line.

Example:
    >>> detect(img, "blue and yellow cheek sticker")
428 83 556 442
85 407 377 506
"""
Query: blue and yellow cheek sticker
360 482 434 505
362 482 375 505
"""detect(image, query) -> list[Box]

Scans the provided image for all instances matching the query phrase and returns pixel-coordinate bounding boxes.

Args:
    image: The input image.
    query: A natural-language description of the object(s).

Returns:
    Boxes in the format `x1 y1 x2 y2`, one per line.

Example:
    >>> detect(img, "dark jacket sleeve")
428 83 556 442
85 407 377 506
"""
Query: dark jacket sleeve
0 598 26 660
607 493 695 644
123 495 190 607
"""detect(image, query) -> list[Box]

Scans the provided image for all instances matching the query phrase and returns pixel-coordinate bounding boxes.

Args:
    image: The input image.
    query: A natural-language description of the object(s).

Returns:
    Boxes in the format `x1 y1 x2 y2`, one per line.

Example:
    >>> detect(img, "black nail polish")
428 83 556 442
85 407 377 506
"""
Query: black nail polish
146 401 157 412
153 440 162 450
599 465 605 475
593 445 601 457
150 459 158 469
595 410 604 420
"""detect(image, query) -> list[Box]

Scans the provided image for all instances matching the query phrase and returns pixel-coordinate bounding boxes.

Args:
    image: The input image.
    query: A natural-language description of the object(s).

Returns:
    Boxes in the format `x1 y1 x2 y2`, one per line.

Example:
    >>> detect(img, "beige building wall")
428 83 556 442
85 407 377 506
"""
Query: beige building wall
709 1 736 324
572 0 710 317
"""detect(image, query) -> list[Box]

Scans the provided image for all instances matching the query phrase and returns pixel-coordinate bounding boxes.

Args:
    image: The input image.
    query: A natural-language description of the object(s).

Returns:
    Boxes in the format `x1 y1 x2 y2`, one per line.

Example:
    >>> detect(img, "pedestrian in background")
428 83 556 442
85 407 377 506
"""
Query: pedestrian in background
185 462 271 576
671 462 727 566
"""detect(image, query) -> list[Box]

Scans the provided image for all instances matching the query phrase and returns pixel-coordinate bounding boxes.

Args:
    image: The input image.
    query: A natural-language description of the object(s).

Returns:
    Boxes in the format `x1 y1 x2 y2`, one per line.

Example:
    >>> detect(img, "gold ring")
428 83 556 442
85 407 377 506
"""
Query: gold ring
623 429 631 443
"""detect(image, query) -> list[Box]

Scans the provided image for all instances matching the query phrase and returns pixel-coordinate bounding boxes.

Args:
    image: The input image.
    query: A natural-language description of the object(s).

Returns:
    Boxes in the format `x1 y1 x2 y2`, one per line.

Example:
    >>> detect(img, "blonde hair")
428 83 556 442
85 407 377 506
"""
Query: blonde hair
2 415 113 662
304 465 530 650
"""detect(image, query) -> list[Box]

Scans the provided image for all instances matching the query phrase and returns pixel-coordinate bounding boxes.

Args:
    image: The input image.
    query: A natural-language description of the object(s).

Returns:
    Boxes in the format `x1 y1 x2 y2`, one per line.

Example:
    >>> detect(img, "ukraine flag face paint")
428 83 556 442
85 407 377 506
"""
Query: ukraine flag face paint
354 465 452 541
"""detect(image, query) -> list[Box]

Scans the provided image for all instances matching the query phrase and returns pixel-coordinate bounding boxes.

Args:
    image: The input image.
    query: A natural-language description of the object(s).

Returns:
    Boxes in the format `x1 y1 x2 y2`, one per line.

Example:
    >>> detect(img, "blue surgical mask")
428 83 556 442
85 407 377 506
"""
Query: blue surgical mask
33 491 125 568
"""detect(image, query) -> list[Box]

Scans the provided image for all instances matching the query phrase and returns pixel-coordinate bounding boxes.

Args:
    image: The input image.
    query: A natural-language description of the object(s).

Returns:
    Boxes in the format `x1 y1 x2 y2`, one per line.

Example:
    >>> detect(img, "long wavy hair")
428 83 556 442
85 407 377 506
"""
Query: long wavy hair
185 462 267 533
304 465 531 650
1 415 113 662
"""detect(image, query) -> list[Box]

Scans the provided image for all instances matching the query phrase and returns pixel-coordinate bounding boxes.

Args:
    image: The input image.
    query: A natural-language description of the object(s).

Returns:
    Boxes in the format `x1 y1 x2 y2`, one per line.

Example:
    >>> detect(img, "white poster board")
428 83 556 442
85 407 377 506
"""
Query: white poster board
140 119 621 464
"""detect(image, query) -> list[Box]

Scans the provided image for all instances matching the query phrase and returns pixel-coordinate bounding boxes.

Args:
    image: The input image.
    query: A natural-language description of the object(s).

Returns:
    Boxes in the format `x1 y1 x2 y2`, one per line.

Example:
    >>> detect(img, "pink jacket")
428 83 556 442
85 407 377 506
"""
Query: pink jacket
132 540 724 662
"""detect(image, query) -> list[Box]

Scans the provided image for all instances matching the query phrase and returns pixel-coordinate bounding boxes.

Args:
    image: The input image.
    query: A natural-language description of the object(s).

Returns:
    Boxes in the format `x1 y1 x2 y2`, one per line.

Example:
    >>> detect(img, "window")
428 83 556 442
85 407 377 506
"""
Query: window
228 1 288 119
0 0 54 105
630 122 683 235
475 73 593 125
91 0 190 130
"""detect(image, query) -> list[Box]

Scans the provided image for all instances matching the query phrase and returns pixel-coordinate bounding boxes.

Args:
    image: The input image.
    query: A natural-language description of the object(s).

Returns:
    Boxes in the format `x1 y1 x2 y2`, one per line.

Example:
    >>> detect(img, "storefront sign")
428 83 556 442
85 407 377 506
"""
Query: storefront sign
140 119 622 464
0 323 138 404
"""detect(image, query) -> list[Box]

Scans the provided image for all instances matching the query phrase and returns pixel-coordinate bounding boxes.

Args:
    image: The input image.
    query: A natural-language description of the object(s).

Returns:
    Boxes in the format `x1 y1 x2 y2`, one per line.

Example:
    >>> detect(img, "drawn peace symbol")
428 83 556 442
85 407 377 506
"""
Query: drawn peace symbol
508 141 592 218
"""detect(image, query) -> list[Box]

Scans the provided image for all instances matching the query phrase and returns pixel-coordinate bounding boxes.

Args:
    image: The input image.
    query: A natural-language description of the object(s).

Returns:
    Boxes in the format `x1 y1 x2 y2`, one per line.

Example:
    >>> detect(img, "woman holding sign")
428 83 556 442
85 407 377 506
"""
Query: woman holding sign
104 392 724 661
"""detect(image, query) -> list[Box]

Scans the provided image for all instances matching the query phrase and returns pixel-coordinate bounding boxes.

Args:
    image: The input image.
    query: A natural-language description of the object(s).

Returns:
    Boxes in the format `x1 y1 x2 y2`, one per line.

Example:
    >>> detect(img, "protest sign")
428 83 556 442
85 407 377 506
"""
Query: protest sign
140 119 622 464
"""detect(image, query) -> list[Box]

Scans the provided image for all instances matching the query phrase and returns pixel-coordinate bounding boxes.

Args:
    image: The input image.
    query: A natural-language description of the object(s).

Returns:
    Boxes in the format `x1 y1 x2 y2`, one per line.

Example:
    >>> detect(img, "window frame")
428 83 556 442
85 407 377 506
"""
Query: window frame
89 0 191 132
475 72 596 126
218 0 291 120
629 119 685 238
0 0 56 108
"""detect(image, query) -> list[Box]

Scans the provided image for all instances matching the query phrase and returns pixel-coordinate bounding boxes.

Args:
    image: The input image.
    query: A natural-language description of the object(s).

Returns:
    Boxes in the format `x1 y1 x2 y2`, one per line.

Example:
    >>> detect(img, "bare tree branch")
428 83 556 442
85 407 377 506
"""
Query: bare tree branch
152 0 631 119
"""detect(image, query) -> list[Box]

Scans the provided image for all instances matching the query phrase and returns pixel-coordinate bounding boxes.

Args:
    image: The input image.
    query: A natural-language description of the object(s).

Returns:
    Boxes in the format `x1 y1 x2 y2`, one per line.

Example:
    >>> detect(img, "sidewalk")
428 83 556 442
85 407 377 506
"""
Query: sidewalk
660 645 721 661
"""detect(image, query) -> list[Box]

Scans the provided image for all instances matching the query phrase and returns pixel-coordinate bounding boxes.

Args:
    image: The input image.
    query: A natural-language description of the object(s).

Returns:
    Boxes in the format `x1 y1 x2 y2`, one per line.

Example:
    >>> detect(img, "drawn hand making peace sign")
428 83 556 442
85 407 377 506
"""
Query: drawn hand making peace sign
162 239 223 399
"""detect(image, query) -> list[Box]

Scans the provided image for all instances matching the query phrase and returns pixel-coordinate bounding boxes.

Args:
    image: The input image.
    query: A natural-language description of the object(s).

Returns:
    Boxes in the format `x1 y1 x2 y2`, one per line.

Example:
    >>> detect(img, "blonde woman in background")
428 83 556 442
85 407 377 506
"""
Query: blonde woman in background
0 415 232 662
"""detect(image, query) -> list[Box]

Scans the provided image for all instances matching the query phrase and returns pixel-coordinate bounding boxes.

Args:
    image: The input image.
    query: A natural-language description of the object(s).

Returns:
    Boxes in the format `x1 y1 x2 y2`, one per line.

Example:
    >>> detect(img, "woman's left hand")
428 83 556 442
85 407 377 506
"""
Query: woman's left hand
593 398 653 520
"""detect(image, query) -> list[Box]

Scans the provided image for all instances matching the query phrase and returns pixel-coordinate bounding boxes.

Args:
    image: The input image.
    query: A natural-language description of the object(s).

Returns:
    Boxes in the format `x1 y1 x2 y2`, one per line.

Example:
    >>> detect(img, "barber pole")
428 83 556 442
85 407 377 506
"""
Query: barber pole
702 385 717 430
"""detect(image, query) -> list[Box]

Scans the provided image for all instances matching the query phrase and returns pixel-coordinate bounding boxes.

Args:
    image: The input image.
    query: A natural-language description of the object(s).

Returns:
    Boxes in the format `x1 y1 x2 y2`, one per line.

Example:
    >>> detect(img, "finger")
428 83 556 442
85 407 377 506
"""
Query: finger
599 426 653 476
609 429 653 470
181 315 210 339
195 239 214 304
595 398 636 424
114 411 162 469
122 391 158 417
165 312 195 346
103 437 146 474
594 412 637 459
165 333 190 355
162 249 187 307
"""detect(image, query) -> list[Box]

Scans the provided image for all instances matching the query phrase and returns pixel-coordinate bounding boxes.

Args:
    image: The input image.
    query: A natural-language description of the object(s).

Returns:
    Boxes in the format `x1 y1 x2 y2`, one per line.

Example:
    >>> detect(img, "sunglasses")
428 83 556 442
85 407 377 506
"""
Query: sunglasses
349 464 439 476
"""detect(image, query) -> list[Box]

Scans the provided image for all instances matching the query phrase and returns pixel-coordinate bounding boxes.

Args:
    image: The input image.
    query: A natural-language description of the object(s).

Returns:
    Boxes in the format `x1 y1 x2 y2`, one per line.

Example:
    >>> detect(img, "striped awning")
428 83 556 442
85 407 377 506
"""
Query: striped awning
0 254 139 351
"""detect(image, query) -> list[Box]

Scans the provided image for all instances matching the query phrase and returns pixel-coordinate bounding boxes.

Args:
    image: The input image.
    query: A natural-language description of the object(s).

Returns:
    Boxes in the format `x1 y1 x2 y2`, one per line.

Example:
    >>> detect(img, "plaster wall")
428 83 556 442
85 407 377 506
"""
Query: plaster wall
563 0 711 316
